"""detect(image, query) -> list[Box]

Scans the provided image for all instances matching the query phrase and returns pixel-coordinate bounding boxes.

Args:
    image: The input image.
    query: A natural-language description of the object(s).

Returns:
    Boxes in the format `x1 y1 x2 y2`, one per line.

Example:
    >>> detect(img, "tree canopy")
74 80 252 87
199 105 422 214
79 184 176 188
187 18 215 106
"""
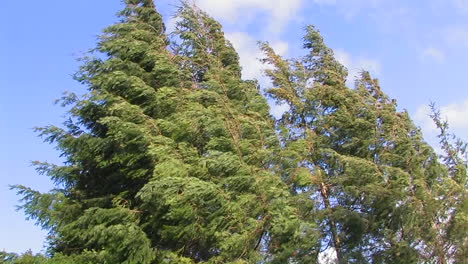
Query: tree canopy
6 1 466 264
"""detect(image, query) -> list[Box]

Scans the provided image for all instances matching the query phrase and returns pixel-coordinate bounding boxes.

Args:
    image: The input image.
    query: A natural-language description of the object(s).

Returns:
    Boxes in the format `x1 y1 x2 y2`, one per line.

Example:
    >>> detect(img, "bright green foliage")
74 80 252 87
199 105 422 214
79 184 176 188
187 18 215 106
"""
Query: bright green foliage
261 26 467 264
12 1 312 263
13 0 174 262
1 250 95 264
1 251 47 264
1 252 21 263
11 1 467 264
143 4 316 263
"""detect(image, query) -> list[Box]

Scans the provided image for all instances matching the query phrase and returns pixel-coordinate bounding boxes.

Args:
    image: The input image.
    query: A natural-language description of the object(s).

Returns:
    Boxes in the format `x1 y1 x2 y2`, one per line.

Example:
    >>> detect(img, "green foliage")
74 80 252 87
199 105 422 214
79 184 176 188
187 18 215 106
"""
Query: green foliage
261 26 467 264
12 1 311 263
11 1 466 264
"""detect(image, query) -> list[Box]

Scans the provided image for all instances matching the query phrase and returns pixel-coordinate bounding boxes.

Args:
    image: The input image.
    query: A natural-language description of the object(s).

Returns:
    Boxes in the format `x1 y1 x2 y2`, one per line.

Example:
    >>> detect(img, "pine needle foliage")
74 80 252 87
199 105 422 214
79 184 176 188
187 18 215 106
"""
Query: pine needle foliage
11 1 312 263
8 2 466 264
261 26 467 264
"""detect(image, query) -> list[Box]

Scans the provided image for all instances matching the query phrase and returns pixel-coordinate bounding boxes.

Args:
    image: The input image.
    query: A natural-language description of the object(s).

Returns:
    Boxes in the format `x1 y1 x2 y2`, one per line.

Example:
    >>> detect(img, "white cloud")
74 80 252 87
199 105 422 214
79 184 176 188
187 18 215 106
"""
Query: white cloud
225 32 264 81
271 41 289 57
196 0 302 34
226 32 288 81
436 100 468 132
421 48 445 63
356 58 381 75
334 49 381 86
415 100 468 133
414 99 468 150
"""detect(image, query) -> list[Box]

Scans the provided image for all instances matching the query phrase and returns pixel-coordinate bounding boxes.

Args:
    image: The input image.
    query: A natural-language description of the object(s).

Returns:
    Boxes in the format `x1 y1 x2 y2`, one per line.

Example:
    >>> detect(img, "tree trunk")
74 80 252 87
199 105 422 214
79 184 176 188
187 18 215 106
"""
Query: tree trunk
319 182 342 263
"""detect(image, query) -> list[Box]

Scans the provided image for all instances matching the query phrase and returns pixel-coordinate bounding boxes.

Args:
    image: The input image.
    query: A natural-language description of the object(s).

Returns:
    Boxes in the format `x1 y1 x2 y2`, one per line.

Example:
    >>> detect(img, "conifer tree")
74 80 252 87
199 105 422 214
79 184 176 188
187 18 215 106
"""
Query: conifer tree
261 26 467 264
13 1 313 263
407 104 468 264
10 1 466 264
14 1 177 262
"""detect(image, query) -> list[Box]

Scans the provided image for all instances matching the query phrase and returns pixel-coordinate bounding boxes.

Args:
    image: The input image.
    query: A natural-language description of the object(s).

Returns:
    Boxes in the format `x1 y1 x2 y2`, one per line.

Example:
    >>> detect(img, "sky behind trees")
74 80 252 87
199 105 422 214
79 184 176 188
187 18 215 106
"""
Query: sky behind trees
1 0 467 253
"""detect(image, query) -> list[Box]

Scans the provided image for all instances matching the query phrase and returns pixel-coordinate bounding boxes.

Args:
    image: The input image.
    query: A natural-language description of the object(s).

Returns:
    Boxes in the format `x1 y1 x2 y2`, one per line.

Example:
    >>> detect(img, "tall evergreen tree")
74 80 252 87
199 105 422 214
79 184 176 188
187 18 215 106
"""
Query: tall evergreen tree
13 1 313 263
15 1 179 262
10 1 466 264
410 104 468 264
261 26 466 264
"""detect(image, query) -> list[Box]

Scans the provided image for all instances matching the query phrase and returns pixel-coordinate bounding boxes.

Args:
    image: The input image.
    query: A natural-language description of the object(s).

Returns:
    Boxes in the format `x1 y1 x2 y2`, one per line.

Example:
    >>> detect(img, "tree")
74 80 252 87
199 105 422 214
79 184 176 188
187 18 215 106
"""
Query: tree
14 0 176 262
13 1 312 263
417 104 468 264
11 1 466 264
261 26 466 264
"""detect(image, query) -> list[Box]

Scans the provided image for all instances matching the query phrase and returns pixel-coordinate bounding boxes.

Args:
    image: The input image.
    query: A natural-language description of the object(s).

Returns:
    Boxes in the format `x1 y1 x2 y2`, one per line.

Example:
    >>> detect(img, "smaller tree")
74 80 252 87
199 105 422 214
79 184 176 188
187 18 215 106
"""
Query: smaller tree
424 104 467 263
261 25 467 264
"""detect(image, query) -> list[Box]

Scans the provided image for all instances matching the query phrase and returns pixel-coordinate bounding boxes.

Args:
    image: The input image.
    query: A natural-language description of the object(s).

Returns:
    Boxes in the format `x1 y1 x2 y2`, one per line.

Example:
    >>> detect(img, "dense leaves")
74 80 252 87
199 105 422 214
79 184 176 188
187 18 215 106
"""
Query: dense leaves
261 26 467 264
11 1 310 263
9 1 466 264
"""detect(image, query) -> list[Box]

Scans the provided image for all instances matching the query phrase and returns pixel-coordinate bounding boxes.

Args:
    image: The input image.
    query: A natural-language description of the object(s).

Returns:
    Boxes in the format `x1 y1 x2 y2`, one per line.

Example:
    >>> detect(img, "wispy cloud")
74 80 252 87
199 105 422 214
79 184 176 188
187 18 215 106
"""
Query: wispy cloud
421 47 445 63
226 32 288 81
334 49 381 85
196 0 303 34
414 99 468 145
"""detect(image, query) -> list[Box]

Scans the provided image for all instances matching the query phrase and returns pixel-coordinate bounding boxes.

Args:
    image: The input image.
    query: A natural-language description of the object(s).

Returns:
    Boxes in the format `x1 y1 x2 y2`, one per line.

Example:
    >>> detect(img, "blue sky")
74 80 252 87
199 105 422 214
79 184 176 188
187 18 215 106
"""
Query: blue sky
1 0 467 254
